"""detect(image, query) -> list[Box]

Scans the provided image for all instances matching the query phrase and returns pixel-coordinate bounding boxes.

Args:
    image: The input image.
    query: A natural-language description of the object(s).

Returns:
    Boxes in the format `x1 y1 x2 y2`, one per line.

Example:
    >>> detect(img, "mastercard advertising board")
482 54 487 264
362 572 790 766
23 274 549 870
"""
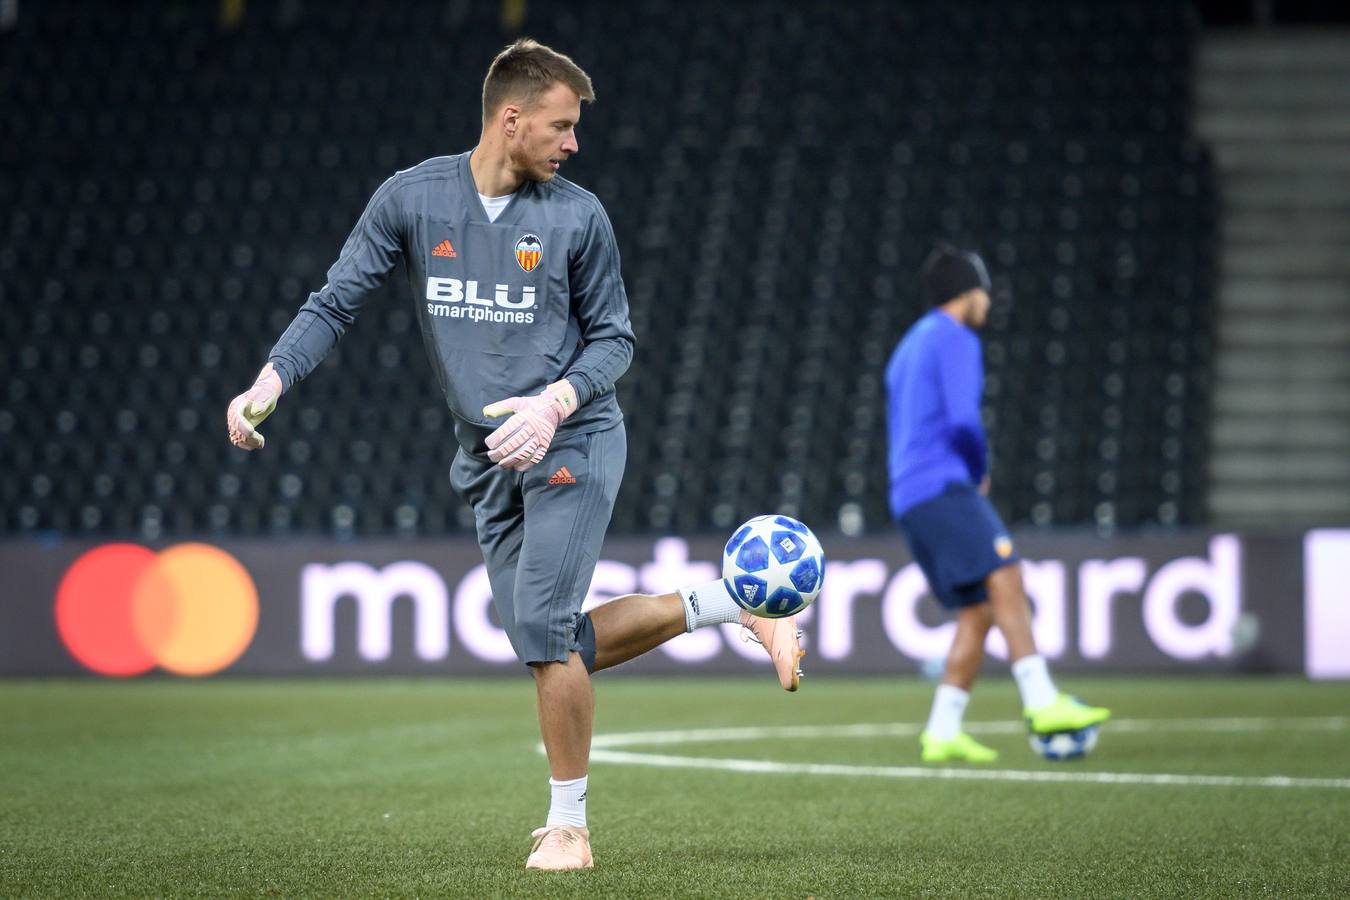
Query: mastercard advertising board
0 531 1346 678
54 543 259 677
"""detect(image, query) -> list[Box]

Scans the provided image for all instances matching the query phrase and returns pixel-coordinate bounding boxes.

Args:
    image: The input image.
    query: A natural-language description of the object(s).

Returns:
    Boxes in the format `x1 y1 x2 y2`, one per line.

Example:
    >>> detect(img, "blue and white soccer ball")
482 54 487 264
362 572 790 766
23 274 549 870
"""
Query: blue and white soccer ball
1028 724 1100 761
721 515 826 618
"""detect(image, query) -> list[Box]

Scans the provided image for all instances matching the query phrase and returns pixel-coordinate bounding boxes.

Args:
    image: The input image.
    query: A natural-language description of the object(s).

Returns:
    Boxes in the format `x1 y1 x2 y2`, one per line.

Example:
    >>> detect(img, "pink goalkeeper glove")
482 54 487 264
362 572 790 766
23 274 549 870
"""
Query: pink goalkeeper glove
482 379 578 471
226 363 284 450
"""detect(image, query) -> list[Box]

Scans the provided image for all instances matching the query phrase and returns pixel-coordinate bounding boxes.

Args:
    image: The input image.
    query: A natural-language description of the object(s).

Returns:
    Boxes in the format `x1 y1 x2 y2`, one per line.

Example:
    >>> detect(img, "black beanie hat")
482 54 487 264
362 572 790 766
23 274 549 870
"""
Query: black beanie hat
920 243 992 307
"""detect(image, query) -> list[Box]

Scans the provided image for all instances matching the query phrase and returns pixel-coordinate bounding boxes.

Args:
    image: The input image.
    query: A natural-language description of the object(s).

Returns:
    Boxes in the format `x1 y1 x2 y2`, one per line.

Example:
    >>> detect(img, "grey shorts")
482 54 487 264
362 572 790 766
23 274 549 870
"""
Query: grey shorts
449 423 626 668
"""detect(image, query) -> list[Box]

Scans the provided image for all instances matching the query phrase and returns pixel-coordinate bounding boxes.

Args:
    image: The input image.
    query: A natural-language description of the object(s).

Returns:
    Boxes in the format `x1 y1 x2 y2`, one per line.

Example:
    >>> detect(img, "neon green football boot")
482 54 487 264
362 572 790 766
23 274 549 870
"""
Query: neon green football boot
1024 693 1111 735
920 730 1000 763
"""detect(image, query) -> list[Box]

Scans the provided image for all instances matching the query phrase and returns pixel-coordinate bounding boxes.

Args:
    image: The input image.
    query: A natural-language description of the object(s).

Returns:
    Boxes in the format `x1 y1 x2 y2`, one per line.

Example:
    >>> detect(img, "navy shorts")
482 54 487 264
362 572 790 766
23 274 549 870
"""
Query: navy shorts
898 481 1019 610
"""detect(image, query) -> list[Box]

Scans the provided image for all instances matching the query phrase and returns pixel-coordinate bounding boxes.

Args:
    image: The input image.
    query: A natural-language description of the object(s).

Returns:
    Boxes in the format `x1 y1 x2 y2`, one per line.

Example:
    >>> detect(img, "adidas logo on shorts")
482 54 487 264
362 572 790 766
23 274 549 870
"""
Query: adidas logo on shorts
548 466 577 485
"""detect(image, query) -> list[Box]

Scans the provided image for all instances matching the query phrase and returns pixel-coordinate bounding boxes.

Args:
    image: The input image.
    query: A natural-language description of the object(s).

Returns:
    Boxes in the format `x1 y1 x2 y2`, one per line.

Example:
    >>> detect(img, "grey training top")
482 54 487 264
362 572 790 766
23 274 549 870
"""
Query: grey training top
267 151 635 454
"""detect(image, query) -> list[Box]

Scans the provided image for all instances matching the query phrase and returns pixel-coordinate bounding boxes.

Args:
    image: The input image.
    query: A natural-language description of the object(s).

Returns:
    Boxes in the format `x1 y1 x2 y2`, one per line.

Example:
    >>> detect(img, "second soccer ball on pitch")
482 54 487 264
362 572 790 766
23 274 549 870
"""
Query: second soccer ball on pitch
721 515 826 618
1028 724 1100 761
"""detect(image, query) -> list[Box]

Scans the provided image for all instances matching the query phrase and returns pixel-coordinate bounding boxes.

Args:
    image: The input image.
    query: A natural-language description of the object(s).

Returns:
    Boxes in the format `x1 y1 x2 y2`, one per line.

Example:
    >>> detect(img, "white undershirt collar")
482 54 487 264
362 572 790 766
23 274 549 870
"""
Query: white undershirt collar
478 191 515 223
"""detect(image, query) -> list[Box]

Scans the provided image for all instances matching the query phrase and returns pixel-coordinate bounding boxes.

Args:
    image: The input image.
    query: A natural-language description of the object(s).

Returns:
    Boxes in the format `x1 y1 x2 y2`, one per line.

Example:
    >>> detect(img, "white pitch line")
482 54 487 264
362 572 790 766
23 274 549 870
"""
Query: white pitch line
590 716 1349 748
586 749 1350 791
556 717 1350 791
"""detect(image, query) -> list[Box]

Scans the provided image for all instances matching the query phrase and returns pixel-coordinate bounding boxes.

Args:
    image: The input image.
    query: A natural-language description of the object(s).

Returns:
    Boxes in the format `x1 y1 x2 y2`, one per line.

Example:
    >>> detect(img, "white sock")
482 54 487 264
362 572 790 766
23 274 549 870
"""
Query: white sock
924 684 970 740
546 775 588 828
679 579 743 632
1011 654 1058 710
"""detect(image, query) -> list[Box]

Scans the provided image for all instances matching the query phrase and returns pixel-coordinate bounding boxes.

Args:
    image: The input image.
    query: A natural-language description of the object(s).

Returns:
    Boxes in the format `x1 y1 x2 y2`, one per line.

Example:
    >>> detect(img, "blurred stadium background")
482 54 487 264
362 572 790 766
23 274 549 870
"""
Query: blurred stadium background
2 0 1346 675
2 0 1349 895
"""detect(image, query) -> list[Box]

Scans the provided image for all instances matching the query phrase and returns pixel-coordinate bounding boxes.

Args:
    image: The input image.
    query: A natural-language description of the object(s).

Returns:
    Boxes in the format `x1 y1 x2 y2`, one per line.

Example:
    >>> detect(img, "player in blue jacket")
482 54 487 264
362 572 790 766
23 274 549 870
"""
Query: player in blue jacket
226 39 802 870
886 244 1109 763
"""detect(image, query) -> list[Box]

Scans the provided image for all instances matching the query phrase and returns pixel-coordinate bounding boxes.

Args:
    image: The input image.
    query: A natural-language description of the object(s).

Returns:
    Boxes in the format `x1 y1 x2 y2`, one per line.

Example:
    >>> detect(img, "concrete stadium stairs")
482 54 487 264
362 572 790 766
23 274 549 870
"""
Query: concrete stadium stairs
1197 30 1350 526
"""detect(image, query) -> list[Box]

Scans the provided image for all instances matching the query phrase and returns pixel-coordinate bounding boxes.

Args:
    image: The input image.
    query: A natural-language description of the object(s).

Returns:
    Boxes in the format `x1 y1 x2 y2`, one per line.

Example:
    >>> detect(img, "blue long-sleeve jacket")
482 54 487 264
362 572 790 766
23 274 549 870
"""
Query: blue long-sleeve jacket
884 309 988 518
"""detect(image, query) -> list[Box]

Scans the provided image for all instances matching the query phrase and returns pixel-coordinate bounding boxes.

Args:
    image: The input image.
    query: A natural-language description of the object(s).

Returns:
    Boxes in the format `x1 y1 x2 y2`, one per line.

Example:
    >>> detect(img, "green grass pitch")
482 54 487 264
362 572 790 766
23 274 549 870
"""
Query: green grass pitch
3 676 1348 898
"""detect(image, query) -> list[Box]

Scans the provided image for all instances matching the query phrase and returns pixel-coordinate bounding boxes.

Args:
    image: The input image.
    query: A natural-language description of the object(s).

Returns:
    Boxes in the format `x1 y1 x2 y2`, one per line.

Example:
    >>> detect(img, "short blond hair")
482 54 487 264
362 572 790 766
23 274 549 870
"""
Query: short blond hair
482 38 595 124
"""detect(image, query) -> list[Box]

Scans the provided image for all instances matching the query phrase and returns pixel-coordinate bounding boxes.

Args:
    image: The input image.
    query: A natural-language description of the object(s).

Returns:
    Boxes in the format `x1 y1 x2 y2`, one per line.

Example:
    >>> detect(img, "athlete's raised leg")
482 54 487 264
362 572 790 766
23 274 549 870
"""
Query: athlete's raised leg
588 592 686 671
587 584 803 690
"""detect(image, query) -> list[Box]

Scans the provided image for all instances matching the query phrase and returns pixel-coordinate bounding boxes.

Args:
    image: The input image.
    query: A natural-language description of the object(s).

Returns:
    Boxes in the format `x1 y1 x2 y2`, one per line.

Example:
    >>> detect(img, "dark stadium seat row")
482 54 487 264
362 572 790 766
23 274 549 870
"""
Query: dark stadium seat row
0 0 1215 537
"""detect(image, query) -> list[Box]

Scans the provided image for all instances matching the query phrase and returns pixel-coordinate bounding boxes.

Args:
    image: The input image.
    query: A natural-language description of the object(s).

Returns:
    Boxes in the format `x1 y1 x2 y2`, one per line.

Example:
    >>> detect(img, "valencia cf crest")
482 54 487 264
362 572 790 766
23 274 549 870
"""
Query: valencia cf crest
514 233 543 272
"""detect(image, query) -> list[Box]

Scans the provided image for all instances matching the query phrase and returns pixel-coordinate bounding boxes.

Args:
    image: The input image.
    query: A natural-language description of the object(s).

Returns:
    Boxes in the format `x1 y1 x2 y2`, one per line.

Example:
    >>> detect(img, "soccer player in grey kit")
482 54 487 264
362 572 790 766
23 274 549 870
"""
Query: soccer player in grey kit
225 39 803 870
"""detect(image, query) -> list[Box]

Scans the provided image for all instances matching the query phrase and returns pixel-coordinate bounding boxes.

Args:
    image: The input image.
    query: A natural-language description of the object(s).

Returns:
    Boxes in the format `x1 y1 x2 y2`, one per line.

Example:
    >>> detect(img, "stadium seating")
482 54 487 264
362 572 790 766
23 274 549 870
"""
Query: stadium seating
0 0 1216 538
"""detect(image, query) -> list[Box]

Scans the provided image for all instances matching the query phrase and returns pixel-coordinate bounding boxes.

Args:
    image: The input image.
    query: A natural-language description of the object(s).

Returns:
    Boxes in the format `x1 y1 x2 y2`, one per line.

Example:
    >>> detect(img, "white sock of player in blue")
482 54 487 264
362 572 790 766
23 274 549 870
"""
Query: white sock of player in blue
924 684 970 740
1011 654 1059 710
546 775 588 828
678 580 742 631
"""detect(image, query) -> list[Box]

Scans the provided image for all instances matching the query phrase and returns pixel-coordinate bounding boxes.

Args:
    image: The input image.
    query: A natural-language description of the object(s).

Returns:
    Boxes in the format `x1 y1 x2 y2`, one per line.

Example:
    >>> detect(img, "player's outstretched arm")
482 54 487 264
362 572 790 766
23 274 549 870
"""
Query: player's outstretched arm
482 379 578 471
226 363 283 451
260 172 408 400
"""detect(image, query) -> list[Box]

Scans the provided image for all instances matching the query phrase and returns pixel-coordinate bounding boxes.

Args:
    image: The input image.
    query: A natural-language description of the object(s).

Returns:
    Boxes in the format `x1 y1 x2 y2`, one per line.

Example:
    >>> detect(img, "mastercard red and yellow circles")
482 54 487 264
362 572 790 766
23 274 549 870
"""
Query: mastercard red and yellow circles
55 543 259 677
